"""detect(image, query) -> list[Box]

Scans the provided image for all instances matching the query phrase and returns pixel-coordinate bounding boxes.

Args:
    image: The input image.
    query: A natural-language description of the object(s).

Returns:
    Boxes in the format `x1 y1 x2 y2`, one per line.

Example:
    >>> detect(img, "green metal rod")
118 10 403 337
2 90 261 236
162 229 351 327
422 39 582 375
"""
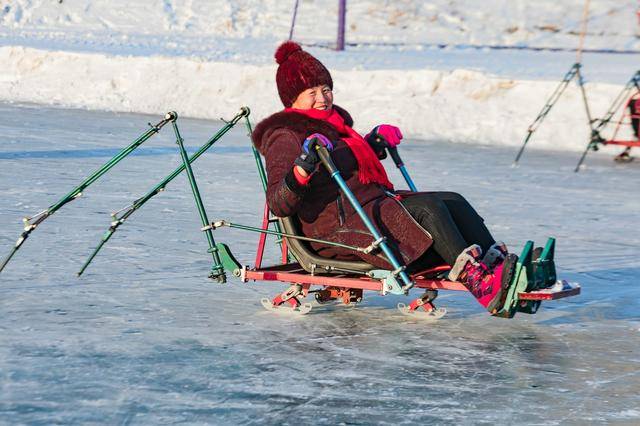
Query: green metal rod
0 113 174 274
513 63 580 166
76 217 122 277
245 115 291 258
246 118 268 193
171 115 225 283
594 70 640 133
204 220 366 253
77 107 249 277
574 70 640 172
576 67 594 126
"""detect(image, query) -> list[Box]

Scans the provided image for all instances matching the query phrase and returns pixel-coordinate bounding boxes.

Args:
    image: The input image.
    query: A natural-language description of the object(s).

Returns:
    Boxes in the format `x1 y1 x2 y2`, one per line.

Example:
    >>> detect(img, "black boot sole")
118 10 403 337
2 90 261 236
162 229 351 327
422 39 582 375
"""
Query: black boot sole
487 253 518 314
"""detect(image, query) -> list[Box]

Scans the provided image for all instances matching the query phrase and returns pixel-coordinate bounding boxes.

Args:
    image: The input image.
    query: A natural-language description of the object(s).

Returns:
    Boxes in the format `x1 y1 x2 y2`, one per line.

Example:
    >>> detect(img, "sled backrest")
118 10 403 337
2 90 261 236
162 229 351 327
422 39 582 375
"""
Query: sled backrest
278 215 375 274
249 142 374 274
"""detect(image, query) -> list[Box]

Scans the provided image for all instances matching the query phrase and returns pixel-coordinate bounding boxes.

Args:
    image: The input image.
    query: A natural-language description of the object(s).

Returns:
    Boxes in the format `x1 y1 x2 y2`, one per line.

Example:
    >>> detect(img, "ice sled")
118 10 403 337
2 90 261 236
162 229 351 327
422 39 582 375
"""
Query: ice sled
213 216 579 319
207 142 580 319
0 106 580 321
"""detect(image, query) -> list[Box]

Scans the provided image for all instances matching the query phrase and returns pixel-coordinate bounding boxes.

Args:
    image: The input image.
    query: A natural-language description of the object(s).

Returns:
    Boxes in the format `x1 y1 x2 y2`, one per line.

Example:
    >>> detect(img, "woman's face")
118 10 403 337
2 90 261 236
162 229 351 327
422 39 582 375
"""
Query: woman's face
291 84 333 110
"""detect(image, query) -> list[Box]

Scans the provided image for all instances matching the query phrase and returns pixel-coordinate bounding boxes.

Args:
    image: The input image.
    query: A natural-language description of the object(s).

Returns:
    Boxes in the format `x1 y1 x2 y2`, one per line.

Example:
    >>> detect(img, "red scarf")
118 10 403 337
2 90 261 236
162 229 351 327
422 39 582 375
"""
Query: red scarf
285 107 393 189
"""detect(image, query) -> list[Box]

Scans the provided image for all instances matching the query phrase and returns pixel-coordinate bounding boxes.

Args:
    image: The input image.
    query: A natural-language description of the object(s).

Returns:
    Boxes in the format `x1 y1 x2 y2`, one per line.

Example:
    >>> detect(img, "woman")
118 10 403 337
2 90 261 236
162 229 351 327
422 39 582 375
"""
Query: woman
252 41 518 315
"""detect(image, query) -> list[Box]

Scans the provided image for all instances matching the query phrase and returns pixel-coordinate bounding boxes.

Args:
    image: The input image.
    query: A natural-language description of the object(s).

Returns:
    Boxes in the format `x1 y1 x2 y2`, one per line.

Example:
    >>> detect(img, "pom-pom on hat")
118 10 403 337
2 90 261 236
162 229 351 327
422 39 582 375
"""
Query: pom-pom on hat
275 41 333 107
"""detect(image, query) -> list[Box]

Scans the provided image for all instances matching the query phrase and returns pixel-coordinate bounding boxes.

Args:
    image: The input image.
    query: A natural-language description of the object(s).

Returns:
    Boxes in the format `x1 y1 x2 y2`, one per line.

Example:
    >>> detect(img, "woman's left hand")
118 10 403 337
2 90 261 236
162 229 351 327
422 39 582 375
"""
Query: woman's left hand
365 124 403 149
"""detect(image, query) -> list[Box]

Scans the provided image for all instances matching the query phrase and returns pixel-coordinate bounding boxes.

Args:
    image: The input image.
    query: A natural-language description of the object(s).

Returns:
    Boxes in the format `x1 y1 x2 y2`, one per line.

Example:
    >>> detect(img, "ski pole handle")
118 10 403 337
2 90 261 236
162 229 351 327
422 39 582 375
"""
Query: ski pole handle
387 146 404 167
316 145 339 175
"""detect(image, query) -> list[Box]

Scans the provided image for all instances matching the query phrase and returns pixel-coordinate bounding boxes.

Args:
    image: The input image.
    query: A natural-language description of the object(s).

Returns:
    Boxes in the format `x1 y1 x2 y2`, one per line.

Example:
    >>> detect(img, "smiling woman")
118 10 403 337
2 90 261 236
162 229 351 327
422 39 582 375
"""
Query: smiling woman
251 41 526 315
291 85 333 111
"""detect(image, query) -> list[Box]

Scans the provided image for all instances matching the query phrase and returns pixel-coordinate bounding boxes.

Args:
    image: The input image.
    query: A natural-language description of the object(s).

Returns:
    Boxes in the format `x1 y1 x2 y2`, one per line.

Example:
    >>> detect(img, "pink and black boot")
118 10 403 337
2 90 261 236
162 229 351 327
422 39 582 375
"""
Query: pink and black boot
449 244 518 315
481 241 509 270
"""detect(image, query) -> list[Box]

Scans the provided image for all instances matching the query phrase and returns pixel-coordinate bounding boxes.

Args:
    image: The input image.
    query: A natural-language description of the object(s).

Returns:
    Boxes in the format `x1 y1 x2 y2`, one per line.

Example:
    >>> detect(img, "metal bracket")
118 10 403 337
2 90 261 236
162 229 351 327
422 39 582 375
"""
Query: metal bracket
363 236 386 254
368 269 407 295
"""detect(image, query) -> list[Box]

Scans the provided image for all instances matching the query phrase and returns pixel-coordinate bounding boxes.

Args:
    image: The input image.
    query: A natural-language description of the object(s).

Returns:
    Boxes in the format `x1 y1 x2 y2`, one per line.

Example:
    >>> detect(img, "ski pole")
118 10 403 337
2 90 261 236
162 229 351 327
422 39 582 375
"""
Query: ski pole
386 147 418 191
171 113 226 283
315 144 414 293
0 113 174 274
77 107 250 276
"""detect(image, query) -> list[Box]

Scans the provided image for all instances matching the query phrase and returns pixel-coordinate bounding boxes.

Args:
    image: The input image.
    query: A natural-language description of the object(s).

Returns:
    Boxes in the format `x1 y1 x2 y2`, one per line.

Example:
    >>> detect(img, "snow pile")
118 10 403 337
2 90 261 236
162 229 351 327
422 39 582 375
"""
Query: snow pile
1 0 638 50
0 1 638 152
1 45 631 152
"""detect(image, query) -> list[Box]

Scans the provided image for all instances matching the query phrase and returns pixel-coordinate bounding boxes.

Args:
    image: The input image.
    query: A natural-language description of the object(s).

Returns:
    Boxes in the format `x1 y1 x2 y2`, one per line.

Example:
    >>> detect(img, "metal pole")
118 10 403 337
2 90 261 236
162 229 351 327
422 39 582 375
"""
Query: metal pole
593 71 640 134
575 0 590 64
576 67 594 125
288 0 299 40
77 107 250 276
574 72 640 171
203 220 366 253
387 147 418 192
513 63 580 166
337 0 346 51
316 145 413 294
246 115 289 254
171 114 225 283
0 113 173 274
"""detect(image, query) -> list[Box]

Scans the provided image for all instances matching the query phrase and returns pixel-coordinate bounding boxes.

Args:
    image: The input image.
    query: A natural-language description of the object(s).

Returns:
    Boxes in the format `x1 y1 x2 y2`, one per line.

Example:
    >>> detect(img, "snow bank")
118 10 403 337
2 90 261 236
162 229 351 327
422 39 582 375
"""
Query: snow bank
0 46 629 152
1 1 637 152
2 0 638 50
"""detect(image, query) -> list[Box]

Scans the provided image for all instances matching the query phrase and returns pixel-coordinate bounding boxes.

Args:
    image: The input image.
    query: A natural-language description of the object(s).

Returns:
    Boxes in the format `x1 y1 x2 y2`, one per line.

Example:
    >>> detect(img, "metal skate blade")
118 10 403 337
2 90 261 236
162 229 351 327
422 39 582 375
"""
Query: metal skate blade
260 298 313 315
397 303 447 320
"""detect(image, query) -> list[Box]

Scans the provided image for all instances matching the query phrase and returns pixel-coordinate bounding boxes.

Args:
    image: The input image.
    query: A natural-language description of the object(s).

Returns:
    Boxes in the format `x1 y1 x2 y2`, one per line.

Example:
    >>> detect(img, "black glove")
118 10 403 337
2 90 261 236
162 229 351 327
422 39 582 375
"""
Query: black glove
293 133 335 174
364 130 388 160
294 150 320 174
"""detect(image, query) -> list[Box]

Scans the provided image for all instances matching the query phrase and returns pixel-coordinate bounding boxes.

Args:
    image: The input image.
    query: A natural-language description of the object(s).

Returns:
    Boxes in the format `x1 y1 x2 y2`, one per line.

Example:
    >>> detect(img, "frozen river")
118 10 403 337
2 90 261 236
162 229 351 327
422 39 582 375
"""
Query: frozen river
1 103 639 424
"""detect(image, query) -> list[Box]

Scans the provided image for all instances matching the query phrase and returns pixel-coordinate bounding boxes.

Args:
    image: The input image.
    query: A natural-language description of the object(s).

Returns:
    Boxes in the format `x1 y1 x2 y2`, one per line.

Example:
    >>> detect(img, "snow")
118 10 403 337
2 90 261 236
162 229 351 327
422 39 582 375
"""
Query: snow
1 1 640 423
2 0 638 49
1 104 639 423
0 1 639 152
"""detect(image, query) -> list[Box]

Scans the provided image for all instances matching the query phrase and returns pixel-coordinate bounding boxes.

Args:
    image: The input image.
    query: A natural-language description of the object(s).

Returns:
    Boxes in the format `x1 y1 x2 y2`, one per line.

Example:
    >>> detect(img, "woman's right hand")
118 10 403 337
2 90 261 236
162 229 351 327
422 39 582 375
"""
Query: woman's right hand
294 133 334 175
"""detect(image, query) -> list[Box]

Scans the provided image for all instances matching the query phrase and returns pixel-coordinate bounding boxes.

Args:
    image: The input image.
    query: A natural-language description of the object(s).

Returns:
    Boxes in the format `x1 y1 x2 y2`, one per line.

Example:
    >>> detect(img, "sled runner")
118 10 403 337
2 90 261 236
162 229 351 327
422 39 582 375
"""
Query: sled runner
204 140 581 319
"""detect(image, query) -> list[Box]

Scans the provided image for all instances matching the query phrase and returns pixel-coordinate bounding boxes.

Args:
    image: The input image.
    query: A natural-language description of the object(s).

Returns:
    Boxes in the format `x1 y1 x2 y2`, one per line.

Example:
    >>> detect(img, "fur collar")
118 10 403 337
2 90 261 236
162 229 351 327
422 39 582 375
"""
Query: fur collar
252 105 353 154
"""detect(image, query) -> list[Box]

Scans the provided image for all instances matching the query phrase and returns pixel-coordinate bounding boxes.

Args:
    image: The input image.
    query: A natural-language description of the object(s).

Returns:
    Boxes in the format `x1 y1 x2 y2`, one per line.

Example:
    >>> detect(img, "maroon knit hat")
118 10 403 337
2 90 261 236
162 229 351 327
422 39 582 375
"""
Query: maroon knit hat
275 41 333 107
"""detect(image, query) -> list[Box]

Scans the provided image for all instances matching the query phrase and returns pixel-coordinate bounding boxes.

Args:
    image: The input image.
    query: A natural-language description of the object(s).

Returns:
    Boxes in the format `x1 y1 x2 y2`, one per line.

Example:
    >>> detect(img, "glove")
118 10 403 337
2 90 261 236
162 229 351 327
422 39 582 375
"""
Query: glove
294 133 334 174
365 124 403 159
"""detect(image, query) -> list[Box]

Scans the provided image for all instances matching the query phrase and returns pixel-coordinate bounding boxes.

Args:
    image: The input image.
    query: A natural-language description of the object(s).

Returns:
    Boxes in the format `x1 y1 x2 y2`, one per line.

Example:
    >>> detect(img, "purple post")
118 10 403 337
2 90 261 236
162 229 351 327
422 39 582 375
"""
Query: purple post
337 0 346 51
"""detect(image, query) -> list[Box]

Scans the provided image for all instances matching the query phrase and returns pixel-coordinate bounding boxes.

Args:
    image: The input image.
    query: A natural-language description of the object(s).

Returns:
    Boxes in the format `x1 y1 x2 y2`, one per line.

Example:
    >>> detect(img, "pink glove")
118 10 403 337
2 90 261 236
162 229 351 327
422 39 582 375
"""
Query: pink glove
366 124 403 148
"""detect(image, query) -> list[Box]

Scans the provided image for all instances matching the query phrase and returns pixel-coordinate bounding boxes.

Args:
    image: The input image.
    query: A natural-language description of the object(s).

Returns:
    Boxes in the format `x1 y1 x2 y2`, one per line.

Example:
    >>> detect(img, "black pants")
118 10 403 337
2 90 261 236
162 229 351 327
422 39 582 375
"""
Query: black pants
629 99 639 138
400 192 495 270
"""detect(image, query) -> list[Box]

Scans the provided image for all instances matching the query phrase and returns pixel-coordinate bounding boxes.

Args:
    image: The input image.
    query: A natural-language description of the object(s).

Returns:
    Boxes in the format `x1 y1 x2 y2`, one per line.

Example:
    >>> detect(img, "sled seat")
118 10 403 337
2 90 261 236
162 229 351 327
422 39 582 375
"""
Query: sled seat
278 215 376 275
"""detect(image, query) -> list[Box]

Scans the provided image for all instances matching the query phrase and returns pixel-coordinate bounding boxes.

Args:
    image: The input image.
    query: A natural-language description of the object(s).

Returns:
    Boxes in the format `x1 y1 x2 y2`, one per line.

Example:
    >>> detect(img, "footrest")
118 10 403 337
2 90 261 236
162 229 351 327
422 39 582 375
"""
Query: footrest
518 280 581 301
495 239 580 318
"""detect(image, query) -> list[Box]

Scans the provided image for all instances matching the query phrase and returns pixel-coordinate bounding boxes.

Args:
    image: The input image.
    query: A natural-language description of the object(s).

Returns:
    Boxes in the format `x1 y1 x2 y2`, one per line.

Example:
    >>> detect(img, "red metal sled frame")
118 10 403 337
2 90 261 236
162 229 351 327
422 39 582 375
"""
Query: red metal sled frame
602 94 639 148
241 203 580 313
241 263 578 301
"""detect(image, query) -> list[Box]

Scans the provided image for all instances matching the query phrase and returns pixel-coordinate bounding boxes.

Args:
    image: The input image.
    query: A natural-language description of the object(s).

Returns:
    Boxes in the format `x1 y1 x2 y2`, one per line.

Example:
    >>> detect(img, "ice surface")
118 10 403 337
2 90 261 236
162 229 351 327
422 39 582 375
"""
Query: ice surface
1 104 639 424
